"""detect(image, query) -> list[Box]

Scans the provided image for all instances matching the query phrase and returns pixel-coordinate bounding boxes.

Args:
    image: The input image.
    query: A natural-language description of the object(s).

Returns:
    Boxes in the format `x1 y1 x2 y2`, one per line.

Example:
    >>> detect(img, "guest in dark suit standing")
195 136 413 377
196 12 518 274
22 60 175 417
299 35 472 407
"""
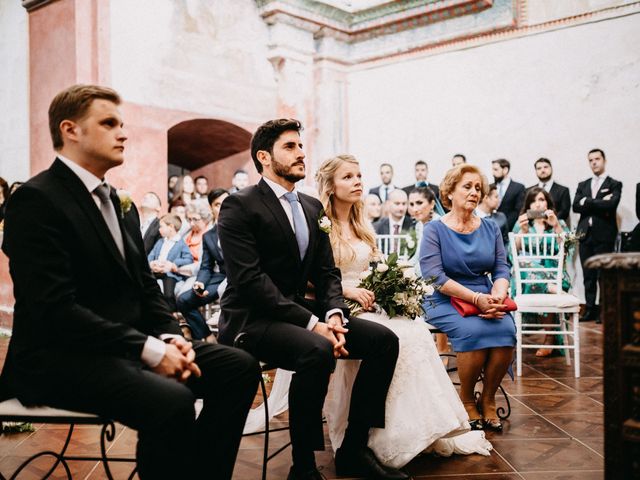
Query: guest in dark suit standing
218 119 405 480
402 160 445 215
0 84 259 479
139 191 162 255
573 148 622 322
491 158 525 231
373 189 414 235
368 163 397 203
527 158 571 224
177 189 230 342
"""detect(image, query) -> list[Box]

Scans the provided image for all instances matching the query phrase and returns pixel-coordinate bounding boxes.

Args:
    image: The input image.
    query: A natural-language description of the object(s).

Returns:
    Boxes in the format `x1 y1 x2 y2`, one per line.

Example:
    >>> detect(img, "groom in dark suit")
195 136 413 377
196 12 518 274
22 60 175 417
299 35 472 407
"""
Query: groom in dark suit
0 84 259 479
218 119 406 480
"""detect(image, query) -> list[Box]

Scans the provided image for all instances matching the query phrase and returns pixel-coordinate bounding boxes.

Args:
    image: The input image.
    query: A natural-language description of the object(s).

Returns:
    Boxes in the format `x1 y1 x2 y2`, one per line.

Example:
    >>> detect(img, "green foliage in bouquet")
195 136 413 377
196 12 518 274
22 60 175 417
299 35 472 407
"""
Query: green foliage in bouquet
347 252 435 319
399 229 418 259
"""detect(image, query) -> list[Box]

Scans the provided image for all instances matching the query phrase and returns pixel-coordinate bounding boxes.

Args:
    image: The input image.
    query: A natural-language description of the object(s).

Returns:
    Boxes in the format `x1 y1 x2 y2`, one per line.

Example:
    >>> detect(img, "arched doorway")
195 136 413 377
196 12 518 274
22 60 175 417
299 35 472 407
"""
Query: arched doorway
167 119 254 192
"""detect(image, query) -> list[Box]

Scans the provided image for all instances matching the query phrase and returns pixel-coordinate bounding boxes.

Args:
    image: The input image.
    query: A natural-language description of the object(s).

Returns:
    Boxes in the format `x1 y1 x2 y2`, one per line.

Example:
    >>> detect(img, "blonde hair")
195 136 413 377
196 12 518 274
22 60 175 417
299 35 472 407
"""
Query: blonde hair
439 164 488 210
315 155 377 266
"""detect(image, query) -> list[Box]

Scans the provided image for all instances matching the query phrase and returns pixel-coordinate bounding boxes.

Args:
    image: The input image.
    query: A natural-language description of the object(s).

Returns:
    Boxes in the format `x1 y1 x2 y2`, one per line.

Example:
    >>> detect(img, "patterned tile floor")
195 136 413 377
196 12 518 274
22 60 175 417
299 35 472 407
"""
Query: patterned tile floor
0 322 604 479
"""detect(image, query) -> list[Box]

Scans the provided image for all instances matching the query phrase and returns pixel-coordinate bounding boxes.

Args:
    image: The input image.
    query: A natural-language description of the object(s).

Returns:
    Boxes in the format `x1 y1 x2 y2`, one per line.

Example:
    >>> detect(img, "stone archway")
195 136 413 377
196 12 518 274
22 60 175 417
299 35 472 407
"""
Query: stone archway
167 119 254 190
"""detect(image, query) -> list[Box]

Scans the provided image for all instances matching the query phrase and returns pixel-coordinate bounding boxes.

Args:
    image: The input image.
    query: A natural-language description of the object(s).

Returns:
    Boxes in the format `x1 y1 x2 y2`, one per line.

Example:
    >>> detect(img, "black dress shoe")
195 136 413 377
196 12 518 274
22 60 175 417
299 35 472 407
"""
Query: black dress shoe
286 466 327 480
579 309 596 322
335 446 412 480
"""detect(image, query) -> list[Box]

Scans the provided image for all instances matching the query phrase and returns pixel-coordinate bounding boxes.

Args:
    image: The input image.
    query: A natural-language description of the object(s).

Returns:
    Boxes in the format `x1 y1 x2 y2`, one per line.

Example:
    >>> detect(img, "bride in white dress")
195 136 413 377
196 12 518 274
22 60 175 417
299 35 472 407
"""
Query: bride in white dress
317 155 492 469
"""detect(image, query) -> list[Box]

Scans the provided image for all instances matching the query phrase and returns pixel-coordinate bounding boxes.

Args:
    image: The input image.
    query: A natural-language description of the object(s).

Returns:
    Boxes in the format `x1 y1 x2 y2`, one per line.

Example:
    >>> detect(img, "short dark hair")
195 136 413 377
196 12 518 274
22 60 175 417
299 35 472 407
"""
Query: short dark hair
415 160 427 168
534 157 552 168
194 175 208 183
160 213 182 232
207 188 229 205
588 148 605 160
48 84 121 150
233 169 248 176
487 184 498 194
491 158 511 172
250 119 303 173
520 186 556 216
452 154 466 162
380 163 393 171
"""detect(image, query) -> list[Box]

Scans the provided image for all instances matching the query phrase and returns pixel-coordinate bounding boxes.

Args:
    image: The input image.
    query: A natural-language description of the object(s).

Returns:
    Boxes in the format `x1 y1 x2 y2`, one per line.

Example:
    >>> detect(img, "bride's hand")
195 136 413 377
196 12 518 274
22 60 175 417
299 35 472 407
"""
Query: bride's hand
343 286 375 310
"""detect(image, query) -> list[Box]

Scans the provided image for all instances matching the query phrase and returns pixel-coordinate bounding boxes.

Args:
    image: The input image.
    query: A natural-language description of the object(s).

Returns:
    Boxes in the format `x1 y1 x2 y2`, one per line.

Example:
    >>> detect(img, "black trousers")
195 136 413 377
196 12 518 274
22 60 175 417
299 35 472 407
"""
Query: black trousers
579 232 615 310
14 342 260 480
239 318 398 464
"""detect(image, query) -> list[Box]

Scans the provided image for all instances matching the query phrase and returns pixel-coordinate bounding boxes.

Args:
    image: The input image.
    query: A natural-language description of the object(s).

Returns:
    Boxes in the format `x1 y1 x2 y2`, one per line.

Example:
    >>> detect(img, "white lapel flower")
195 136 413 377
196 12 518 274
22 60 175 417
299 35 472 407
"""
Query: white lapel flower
116 189 133 217
318 215 332 234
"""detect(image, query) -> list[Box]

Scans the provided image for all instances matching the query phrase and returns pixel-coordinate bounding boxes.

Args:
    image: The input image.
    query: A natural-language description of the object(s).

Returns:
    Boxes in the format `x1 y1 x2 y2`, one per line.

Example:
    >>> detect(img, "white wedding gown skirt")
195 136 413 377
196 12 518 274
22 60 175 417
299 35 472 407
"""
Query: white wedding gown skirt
324 241 492 468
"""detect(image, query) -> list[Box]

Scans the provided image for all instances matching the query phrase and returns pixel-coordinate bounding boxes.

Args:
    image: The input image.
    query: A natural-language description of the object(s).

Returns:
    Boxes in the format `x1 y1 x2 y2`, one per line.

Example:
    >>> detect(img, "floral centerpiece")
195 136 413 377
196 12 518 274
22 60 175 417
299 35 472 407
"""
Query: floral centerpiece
558 230 584 261
347 252 435 319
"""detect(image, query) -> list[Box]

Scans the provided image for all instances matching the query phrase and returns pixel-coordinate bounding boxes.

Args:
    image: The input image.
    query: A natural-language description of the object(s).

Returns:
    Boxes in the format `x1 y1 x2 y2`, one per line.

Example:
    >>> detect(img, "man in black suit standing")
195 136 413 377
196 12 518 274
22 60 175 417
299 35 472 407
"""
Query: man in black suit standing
0 84 259 479
373 189 414 235
527 158 571 224
368 163 397 203
573 148 622 322
402 160 444 214
218 119 405 480
491 158 525 231
139 191 162 254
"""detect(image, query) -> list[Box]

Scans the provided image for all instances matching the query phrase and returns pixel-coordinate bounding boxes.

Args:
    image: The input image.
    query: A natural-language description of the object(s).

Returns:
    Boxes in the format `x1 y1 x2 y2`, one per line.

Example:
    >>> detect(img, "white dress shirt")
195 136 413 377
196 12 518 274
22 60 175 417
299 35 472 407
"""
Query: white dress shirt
538 179 554 192
262 177 344 329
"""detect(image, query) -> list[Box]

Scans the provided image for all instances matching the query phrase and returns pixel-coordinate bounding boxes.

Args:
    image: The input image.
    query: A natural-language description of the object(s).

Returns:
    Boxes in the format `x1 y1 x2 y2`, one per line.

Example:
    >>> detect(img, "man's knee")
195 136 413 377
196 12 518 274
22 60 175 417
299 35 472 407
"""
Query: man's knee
298 337 335 374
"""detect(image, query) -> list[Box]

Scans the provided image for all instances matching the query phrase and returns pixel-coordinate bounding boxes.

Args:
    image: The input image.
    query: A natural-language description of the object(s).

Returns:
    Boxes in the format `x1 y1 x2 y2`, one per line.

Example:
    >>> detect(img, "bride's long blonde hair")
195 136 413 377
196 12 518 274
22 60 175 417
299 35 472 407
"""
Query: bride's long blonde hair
315 154 377 266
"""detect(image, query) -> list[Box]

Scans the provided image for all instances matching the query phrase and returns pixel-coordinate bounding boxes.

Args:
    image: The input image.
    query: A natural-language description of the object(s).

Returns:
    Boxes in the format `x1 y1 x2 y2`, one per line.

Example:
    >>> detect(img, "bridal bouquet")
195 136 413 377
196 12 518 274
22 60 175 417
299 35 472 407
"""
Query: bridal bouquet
348 252 435 320
558 230 584 260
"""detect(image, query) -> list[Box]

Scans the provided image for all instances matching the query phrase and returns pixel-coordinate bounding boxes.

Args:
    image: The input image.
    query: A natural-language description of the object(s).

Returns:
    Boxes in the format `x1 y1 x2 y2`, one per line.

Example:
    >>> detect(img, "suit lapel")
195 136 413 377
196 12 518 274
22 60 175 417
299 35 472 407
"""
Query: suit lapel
258 179 302 264
209 226 224 264
51 159 132 279
596 177 612 197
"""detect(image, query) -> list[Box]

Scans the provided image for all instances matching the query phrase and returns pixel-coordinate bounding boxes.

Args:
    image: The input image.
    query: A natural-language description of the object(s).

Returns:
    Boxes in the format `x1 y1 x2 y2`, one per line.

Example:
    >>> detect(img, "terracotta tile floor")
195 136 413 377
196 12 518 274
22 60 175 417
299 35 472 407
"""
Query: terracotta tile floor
0 323 604 479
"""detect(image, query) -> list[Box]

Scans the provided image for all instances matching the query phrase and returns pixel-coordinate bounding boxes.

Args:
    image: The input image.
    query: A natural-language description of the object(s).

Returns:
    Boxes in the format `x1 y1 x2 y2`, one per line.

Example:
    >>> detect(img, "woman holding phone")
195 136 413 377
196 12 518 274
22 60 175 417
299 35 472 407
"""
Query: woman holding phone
511 187 571 357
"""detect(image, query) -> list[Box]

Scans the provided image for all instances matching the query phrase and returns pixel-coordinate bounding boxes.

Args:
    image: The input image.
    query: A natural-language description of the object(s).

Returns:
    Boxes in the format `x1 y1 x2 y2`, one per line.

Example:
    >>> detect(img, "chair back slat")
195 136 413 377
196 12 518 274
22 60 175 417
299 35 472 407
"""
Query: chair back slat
375 233 411 261
509 232 566 296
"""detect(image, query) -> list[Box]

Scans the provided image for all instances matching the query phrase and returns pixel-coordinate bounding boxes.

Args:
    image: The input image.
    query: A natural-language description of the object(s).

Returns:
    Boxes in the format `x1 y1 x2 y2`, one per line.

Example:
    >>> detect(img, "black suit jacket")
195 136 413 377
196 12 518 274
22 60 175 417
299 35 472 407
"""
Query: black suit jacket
526 182 572 223
0 159 180 399
494 180 525 231
196 225 225 288
372 215 414 235
572 175 622 244
368 184 396 202
142 217 161 255
217 178 347 348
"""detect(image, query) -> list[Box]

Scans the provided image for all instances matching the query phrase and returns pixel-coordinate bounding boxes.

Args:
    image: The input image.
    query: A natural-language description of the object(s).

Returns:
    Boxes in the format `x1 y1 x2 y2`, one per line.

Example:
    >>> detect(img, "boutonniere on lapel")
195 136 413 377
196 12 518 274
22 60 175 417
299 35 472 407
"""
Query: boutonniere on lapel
116 189 133 218
318 211 332 234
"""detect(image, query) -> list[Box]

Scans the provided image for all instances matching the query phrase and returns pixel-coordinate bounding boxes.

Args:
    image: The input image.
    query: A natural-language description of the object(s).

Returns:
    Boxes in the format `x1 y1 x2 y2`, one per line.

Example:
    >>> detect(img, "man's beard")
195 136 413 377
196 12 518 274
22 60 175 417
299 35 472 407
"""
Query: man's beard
493 174 504 183
272 156 306 183
537 173 552 182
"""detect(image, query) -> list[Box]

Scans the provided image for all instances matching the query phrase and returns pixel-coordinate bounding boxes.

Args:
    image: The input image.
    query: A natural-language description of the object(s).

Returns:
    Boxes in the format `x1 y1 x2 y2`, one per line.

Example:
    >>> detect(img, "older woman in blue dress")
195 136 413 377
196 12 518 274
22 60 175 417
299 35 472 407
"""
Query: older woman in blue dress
421 164 516 431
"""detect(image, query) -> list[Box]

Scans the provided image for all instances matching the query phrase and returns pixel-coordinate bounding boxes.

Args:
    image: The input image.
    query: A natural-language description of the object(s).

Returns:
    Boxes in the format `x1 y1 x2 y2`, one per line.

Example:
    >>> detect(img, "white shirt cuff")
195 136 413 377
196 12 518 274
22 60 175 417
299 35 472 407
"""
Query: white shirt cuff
580 197 586 205
306 315 319 331
326 308 347 325
141 336 167 368
217 278 228 298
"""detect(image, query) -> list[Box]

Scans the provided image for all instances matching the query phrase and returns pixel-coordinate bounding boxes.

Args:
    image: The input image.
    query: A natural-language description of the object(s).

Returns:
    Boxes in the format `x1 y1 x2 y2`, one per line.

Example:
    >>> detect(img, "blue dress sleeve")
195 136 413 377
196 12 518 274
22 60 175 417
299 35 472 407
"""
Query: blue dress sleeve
491 220 510 282
419 222 450 288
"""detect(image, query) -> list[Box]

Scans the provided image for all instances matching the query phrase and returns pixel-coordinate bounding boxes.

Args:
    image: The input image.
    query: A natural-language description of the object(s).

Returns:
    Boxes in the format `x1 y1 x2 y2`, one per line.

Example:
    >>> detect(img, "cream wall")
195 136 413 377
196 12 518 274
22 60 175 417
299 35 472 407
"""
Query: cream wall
348 12 640 231
109 0 277 125
0 0 29 183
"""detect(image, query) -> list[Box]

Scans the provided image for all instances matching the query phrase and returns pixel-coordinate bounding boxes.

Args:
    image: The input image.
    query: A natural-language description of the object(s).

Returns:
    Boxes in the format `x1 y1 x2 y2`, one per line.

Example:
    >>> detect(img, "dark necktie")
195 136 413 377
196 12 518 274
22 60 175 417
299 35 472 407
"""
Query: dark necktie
94 183 125 258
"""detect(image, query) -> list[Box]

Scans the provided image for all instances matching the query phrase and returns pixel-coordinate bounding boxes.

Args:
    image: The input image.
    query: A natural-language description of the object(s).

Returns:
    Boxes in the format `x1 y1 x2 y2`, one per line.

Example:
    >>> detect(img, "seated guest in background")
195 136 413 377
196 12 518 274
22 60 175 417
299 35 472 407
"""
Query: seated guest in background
0 176 9 222
373 188 414 236
573 148 622 322
229 168 249 193
364 193 382 225
172 174 196 206
139 191 162 255
451 153 466 167
208 188 230 221
475 184 509 246
194 175 209 199
421 164 515 431
511 187 571 357
369 163 397 203
167 174 178 203
169 197 190 237
148 214 193 312
491 158 525 231
402 160 444 215
0 84 258 479
527 158 571 224
177 203 226 343
183 199 213 264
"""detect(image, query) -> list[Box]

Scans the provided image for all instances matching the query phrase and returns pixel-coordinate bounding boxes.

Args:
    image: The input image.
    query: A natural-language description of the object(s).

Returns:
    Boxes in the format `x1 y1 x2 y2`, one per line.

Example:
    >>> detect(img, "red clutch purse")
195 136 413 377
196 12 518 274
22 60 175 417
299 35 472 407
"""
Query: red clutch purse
450 296 517 317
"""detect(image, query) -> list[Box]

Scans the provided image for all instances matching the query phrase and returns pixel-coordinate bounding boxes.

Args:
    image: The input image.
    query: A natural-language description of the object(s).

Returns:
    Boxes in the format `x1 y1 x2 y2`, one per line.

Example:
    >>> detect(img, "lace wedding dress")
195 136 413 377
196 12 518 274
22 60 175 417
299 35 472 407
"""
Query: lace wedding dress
324 241 492 468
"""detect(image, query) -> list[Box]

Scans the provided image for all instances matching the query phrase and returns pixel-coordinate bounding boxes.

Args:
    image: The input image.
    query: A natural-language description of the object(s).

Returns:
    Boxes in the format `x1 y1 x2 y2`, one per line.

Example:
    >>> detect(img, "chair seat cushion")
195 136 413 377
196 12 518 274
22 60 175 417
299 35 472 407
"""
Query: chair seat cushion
514 293 581 309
